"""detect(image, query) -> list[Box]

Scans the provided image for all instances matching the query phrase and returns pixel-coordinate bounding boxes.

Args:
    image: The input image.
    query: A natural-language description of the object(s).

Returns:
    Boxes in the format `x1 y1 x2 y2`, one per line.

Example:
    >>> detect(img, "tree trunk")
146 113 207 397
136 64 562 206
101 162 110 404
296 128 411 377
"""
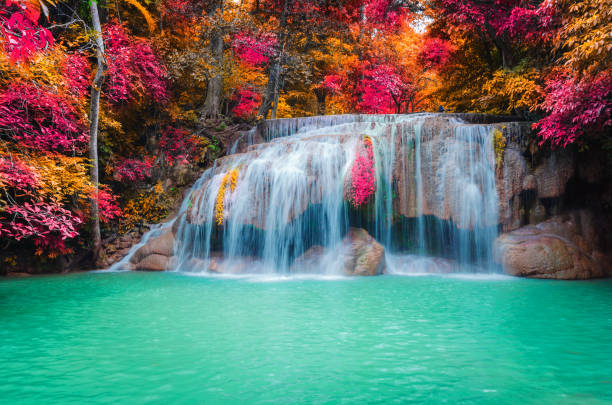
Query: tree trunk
202 0 224 119
258 0 289 119
89 0 107 266
484 22 512 69
314 87 326 115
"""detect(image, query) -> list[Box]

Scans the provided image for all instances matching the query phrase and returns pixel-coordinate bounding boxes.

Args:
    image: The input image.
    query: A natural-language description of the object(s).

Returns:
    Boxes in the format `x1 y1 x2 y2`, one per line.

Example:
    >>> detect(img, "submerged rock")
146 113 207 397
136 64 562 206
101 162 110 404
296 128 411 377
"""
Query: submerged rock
494 211 610 279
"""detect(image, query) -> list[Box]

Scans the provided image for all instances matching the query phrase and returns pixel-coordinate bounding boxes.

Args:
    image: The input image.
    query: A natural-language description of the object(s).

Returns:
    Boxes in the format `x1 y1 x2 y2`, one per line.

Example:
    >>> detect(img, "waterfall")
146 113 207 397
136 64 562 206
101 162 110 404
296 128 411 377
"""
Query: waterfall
115 114 504 274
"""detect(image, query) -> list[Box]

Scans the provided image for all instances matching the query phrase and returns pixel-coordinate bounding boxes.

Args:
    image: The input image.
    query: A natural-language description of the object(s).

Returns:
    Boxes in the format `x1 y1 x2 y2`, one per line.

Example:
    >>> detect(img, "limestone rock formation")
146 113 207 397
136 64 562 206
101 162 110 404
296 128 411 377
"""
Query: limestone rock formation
494 211 610 279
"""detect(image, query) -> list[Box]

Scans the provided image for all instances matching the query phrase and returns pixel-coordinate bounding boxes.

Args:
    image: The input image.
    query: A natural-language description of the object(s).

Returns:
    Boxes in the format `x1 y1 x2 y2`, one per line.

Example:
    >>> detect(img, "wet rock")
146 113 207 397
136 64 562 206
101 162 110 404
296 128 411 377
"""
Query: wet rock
288 229 385 276
342 228 386 276
133 254 171 271
533 150 574 198
130 231 175 266
522 174 537 191
290 245 329 274
494 211 609 279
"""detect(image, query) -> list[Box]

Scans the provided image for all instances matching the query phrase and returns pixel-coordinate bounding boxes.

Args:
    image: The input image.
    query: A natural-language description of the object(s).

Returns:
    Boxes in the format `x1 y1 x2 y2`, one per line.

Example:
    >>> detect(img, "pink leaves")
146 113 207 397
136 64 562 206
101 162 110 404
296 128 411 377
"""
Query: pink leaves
350 136 376 207
438 0 546 44
419 38 452 69
114 158 154 182
104 22 168 104
357 64 402 114
159 127 199 166
232 32 277 66
1 201 82 241
0 83 89 152
95 187 122 223
64 53 90 97
0 156 39 192
0 0 54 64
323 74 343 94
363 0 404 27
232 87 261 119
534 71 612 147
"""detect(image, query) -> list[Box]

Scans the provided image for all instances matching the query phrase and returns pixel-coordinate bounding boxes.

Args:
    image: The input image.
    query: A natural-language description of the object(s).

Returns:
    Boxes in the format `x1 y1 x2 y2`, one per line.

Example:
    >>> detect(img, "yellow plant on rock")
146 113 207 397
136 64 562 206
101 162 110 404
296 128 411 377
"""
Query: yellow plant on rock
493 128 506 167
215 168 239 226
120 182 171 234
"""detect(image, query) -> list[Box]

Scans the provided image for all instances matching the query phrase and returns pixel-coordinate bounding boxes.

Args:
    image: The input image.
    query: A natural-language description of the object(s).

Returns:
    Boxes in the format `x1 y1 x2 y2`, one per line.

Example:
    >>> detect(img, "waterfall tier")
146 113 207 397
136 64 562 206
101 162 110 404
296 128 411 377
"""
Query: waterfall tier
115 114 518 275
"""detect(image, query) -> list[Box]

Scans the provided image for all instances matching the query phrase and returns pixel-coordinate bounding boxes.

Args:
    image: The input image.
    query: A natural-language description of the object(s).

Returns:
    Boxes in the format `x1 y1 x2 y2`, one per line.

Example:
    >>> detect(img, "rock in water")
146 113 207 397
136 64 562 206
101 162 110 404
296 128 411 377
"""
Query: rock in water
342 228 386 276
133 254 171 271
493 211 609 279
130 231 175 271
289 228 386 276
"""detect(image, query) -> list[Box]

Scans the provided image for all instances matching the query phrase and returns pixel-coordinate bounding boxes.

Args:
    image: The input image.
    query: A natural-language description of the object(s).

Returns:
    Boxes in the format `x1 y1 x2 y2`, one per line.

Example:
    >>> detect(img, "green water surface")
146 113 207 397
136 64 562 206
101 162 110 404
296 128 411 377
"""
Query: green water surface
1 272 611 404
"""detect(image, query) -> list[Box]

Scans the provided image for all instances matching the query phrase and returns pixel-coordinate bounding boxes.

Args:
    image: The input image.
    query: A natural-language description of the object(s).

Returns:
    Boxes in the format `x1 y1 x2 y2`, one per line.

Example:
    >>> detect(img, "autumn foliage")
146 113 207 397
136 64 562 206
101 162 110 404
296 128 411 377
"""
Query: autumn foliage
0 0 610 269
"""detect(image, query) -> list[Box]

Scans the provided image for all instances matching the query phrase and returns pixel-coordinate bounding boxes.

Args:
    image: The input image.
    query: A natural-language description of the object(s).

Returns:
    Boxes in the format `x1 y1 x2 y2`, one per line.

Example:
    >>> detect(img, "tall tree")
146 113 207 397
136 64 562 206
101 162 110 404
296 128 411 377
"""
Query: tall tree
202 0 225 118
89 0 107 265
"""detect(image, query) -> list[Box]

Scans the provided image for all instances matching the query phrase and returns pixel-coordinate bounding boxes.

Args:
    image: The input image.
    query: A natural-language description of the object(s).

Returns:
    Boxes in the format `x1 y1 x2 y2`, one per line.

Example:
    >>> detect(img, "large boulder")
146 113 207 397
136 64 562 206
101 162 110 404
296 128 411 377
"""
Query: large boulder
132 254 171 271
494 211 609 279
290 228 385 276
342 228 386 276
130 230 175 271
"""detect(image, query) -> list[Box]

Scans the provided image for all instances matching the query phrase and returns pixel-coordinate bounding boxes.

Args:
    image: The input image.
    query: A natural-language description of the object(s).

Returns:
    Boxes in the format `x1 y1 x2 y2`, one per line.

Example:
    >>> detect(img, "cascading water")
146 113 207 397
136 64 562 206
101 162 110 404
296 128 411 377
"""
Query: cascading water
114 114 503 275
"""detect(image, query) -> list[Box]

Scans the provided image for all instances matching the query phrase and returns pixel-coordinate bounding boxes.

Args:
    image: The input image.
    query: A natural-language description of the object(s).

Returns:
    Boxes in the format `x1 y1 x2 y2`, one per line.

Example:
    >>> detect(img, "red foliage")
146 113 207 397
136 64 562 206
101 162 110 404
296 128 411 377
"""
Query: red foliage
0 201 82 245
232 87 261 119
114 158 154 182
0 155 39 192
0 201 83 257
104 22 168 103
159 127 199 166
436 0 547 44
160 0 205 22
323 74 343 94
96 186 122 223
132 41 169 102
64 53 90 97
232 32 277 66
0 83 89 152
534 71 612 147
363 0 405 27
350 136 376 207
356 64 403 113
0 0 54 63
419 38 452 69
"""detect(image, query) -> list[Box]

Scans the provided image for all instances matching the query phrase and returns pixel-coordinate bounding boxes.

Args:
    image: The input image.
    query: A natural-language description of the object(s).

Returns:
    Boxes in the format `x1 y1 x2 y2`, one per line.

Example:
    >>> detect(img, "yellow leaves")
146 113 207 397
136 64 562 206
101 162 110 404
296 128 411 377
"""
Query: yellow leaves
479 68 542 114
119 181 170 234
492 128 506 167
31 152 92 205
558 0 612 75
276 91 317 118
215 168 239 226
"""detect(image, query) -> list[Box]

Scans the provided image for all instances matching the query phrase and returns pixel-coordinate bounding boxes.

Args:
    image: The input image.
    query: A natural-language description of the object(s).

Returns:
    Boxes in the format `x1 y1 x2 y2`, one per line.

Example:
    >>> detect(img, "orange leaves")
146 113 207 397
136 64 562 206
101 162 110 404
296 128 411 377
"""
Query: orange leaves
557 0 611 76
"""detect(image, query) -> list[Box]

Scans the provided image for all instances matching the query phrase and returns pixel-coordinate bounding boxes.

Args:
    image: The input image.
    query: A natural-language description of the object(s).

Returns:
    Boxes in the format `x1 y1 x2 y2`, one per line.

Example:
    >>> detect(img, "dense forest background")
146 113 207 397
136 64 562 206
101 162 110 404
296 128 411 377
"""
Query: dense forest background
0 0 609 271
